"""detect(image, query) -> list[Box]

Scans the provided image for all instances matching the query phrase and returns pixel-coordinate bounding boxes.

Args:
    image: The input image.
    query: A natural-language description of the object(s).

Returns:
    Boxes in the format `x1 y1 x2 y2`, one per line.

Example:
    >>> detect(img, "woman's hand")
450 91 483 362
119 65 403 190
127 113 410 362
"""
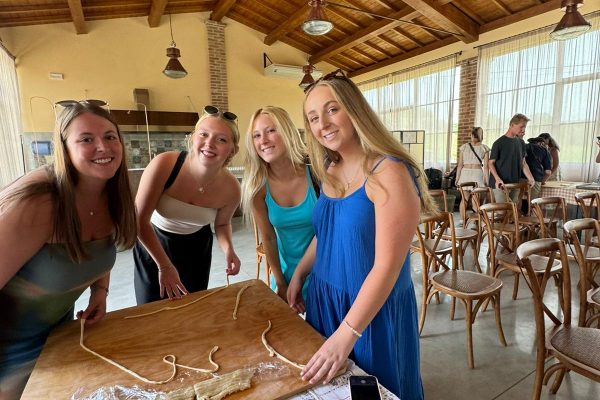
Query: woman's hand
287 275 305 313
225 250 241 276
159 265 188 300
300 326 356 384
77 288 108 325
275 280 289 302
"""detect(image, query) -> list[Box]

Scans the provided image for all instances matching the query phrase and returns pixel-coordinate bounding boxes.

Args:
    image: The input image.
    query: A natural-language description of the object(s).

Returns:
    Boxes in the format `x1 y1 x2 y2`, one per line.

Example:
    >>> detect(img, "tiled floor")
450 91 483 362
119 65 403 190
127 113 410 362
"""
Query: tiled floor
75 217 600 400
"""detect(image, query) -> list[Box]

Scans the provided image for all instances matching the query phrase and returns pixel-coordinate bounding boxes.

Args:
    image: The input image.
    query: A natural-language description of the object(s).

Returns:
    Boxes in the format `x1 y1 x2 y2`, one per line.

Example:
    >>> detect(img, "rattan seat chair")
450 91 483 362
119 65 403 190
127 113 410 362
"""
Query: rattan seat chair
516 238 600 400
531 196 566 239
414 211 506 369
563 218 600 327
502 182 539 240
457 181 478 227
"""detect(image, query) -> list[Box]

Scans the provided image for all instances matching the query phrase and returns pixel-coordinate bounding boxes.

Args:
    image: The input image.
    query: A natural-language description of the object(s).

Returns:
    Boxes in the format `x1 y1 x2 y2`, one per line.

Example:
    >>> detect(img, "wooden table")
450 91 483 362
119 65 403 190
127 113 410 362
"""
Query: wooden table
21 280 332 399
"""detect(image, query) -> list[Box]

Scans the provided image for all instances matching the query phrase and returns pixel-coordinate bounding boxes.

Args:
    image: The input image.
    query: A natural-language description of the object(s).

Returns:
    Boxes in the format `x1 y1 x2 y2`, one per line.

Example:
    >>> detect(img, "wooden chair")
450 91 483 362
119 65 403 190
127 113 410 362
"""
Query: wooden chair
480 202 563 302
531 197 567 239
469 186 494 247
429 189 448 212
253 220 271 283
502 182 539 240
575 192 600 219
563 218 600 327
516 238 600 400
414 211 506 368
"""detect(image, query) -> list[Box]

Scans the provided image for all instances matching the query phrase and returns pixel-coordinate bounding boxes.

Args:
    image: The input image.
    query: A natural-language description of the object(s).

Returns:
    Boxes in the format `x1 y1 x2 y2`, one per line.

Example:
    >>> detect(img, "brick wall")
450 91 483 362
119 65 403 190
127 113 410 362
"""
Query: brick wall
457 57 478 156
205 20 229 111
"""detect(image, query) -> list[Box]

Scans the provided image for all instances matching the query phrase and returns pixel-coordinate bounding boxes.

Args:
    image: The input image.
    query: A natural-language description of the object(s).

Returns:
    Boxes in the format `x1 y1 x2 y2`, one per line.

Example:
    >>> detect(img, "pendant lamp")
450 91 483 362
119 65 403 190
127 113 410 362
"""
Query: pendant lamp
550 0 591 40
163 14 188 78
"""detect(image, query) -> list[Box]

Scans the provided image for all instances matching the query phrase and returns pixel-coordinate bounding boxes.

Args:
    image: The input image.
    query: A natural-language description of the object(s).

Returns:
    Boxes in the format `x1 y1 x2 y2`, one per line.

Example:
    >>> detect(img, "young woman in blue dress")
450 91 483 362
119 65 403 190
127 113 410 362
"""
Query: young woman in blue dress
0 102 137 399
241 106 317 301
288 71 436 400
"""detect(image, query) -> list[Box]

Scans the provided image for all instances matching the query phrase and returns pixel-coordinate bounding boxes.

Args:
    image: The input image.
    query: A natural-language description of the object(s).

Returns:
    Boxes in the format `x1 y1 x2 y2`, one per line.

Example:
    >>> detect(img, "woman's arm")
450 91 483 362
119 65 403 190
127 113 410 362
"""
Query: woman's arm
214 174 242 277
0 171 55 290
287 237 317 313
76 272 110 326
551 148 560 175
483 151 490 184
300 160 421 384
455 147 464 183
251 188 287 300
135 152 187 299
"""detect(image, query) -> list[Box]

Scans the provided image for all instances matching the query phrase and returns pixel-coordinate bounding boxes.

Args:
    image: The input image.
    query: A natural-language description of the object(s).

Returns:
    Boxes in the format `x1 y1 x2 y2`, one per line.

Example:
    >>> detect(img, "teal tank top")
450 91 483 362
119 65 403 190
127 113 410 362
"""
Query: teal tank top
265 166 317 298
0 237 116 377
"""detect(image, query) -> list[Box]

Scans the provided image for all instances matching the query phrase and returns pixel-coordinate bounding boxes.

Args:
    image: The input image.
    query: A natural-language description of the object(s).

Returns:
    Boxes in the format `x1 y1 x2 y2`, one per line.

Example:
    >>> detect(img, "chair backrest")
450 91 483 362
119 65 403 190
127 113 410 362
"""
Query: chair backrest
414 212 457 280
470 187 493 212
479 202 521 265
516 238 571 356
502 182 531 214
429 189 448 212
575 192 600 219
531 196 567 238
458 181 477 207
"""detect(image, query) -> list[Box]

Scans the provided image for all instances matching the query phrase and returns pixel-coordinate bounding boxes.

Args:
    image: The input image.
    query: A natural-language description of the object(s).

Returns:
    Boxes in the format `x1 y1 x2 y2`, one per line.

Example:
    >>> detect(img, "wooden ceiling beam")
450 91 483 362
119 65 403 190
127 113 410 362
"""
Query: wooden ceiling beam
489 0 512 16
148 0 168 27
210 0 238 22
400 0 479 42
393 27 425 47
348 36 458 77
452 0 486 25
480 0 561 34
264 4 309 45
309 7 420 64
377 34 407 53
364 40 395 58
67 0 86 34
351 47 380 63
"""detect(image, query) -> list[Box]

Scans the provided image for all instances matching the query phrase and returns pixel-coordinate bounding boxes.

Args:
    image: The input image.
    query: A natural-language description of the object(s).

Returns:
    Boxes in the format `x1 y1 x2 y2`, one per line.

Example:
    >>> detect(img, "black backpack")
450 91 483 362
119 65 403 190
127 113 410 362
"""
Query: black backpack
425 168 443 190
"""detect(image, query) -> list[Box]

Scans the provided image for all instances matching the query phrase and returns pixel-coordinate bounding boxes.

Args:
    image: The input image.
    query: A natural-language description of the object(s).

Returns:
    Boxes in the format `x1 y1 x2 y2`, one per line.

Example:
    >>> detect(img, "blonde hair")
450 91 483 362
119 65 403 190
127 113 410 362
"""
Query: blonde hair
509 113 530 126
187 112 240 167
303 77 436 214
0 102 137 262
241 106 307 222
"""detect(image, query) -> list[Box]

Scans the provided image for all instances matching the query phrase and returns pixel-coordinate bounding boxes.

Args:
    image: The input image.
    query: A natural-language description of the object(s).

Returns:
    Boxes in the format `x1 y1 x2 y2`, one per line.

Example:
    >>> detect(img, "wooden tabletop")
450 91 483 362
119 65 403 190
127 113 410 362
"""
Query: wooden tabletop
21 280 330 399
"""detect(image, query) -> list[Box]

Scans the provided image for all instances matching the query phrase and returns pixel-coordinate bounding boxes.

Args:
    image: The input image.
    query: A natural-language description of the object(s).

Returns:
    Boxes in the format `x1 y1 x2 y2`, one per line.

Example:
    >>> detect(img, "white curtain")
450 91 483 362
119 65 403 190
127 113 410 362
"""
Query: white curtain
477 11 600 182
0 44 24 187
358 55 459 170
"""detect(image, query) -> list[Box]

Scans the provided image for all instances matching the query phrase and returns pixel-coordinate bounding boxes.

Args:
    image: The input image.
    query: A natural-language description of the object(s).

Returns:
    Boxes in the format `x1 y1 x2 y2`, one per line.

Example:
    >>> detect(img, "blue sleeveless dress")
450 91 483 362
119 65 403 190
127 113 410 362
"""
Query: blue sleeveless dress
305 159 424 400
265 165 317 299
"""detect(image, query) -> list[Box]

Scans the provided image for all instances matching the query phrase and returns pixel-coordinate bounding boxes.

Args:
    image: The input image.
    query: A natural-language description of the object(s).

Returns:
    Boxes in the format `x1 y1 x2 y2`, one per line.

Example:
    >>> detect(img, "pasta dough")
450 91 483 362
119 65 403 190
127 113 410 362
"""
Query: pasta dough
261 320 305 370
193 367 256 400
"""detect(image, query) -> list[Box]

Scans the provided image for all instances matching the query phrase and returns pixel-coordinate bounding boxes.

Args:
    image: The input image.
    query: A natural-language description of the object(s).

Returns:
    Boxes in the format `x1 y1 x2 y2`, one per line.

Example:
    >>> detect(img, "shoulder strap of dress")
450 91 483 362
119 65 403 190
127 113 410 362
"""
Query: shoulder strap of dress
370 155 422 197
163 151 188 190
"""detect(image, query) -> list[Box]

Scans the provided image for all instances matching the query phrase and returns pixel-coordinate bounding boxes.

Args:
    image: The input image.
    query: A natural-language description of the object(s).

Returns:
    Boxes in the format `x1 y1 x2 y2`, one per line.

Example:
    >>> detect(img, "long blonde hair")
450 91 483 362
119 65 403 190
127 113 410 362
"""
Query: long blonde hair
241 106 308 223
303 76 436 214
0 102 137 262
187 111 240 167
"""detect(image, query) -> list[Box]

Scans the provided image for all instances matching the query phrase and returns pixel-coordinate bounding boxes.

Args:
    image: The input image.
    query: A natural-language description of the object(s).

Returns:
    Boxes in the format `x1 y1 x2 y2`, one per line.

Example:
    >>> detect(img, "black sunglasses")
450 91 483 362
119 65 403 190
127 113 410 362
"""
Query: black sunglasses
55 99 108 108
204 105 237 122
303 68 349 93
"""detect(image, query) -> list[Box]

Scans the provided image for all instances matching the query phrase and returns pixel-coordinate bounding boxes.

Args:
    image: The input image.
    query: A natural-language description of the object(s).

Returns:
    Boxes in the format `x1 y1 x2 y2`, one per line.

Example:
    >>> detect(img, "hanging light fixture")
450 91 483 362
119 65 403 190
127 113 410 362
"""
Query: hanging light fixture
163 14 187 78
299 64 316 89
301 1 462 37
550 0 591 40
302 0 333 36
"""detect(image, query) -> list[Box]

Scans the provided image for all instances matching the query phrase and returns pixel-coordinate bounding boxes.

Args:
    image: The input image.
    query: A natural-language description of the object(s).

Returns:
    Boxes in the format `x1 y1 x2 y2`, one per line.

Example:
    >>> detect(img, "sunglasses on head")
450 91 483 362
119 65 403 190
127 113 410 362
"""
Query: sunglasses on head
203 105 237 122
55 99 108 108
303 68 349 93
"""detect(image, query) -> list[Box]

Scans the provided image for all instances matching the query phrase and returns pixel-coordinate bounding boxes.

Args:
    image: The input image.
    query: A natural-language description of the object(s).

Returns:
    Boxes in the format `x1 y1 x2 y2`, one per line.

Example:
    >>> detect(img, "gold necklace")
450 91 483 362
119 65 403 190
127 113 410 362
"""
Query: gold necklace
341 163 362 189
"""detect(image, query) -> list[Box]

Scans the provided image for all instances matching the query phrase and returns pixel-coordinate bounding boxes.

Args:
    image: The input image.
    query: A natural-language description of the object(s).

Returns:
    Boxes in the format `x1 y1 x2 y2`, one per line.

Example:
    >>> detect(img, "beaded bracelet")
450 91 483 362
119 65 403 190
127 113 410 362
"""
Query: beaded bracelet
91 283 109 296
344 320 362 338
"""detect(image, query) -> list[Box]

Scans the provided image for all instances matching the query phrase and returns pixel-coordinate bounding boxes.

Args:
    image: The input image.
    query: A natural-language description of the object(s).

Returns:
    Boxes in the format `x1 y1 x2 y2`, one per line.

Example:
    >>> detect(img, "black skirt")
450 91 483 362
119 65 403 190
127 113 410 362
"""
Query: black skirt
133 224 213 305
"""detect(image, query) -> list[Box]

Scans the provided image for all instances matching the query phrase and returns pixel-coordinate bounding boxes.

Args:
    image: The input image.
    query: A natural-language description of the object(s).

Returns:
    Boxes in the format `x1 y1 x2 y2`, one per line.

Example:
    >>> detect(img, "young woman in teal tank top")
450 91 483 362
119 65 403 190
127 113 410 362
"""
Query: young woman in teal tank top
242 106 318 302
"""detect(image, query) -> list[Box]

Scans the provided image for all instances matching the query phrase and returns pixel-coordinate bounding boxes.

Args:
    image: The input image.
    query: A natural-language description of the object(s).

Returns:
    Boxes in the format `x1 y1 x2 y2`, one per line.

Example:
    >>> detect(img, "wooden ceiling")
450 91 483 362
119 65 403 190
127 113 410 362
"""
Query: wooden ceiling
0 0 564 77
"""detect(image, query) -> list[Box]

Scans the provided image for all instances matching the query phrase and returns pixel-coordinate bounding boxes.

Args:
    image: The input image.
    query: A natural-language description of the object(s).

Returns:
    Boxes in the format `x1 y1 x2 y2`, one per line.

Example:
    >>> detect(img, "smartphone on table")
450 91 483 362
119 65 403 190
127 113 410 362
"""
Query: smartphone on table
349 375 383 400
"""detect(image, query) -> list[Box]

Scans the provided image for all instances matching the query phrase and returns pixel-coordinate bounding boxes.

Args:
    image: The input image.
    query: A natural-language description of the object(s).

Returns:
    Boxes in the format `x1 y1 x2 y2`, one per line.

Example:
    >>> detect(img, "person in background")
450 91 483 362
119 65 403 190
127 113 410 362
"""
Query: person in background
488 113 535 203
241 106 318 301
0 102 137 400
525 137 552 199
537 133 561 181
456 127 489 223
133 106 241 304
288 70 435 400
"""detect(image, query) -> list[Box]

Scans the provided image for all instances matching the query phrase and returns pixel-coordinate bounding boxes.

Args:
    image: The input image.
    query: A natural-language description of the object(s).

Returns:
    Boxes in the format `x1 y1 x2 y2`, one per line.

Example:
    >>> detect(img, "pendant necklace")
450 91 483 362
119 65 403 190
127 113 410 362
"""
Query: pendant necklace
89 210 95 216
342 163 362 189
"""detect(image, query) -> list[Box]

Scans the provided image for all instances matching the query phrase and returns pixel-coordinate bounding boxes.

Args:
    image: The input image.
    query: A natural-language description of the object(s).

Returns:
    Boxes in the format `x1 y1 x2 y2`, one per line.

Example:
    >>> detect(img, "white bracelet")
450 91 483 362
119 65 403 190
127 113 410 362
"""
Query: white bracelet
344 320 362 338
